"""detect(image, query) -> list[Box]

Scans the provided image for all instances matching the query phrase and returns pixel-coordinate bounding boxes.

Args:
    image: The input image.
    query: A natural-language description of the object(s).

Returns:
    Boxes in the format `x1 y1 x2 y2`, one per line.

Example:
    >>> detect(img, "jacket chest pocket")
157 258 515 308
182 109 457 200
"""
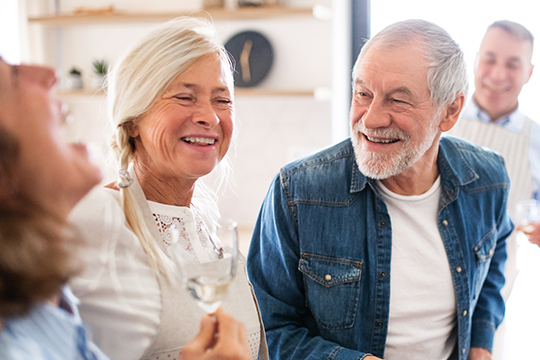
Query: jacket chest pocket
298 253 362 330
473 226 497 298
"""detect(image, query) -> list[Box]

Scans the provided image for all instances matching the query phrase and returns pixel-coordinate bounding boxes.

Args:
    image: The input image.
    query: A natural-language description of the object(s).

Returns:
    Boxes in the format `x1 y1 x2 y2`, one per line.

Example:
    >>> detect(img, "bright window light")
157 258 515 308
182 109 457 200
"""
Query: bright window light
0 0 20 64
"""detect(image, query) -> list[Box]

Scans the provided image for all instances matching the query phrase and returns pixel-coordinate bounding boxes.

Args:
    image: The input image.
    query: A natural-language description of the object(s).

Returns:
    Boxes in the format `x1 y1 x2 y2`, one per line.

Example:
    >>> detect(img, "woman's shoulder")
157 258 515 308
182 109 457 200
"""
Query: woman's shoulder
71 186 122 219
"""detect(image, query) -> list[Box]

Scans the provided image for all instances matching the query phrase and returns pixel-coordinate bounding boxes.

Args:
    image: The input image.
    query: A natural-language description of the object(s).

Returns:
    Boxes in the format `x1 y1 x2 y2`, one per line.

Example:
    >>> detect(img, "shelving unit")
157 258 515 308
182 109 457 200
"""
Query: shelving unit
55 88 316 98
30 5 328 98
28 6 315 26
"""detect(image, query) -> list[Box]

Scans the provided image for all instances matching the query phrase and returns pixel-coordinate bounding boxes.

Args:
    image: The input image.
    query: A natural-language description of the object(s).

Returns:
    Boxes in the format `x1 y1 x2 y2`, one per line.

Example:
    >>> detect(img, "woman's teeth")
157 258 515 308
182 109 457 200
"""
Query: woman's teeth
182 137 216 145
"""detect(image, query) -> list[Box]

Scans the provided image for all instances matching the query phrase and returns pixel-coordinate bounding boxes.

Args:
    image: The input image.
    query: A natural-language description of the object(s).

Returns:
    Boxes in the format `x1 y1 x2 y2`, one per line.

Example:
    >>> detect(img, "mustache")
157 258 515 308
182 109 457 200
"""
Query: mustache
352 121 410 142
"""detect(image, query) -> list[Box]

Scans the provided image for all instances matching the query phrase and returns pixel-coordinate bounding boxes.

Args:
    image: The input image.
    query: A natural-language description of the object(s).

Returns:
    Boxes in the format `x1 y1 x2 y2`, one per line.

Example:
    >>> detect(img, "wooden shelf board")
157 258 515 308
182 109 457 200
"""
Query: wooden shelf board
28 7 314 26
56 88 315 98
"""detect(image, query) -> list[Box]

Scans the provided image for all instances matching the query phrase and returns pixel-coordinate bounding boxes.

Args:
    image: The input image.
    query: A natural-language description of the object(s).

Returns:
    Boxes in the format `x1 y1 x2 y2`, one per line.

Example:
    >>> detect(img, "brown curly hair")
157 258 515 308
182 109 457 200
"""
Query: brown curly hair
0 123 81 317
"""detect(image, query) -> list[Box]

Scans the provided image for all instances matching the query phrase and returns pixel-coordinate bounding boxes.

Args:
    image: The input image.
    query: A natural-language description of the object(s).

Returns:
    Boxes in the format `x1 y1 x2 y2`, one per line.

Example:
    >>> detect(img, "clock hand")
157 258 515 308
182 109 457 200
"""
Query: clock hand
240 39 253 83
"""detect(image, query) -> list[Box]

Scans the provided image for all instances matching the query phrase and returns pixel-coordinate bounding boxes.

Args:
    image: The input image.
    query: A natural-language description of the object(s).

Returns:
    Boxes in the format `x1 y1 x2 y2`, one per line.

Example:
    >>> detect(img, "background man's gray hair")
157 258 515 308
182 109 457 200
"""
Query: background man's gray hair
353 19 468 109
488 20 534 46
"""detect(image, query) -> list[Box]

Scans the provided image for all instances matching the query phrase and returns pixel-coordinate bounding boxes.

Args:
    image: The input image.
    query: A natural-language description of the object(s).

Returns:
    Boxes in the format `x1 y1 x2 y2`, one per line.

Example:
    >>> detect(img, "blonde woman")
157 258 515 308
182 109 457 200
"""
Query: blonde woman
68 17 267 360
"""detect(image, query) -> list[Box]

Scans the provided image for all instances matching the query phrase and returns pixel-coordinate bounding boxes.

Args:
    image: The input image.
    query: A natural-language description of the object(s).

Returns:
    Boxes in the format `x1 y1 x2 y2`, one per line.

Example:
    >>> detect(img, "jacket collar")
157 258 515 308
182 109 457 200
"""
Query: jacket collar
348 137 479 195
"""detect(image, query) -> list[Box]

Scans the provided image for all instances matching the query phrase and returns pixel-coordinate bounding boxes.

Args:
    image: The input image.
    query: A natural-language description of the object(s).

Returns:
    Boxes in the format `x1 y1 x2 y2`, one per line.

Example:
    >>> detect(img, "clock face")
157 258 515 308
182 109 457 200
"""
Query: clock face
225 30 274 88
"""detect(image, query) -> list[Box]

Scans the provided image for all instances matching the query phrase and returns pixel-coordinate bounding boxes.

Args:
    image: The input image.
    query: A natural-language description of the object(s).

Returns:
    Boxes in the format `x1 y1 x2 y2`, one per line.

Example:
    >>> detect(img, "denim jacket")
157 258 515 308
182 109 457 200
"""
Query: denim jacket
247 136 512 360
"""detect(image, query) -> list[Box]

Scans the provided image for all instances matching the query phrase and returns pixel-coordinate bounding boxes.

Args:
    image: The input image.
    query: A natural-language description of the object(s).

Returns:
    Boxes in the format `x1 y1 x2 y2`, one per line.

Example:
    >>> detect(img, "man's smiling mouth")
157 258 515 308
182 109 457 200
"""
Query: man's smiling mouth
365 135 400 144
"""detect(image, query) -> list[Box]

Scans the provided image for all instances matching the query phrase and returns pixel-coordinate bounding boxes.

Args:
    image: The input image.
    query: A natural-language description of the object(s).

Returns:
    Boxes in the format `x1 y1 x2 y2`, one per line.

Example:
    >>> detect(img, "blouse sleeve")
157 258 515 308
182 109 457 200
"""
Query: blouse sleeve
67 187 161 360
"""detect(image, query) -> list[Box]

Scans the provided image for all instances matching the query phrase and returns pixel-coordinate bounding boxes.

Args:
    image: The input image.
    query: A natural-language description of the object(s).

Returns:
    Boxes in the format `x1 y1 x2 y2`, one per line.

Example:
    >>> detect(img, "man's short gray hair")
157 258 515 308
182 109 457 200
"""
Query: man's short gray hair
353 19 468 108
488 20 534 46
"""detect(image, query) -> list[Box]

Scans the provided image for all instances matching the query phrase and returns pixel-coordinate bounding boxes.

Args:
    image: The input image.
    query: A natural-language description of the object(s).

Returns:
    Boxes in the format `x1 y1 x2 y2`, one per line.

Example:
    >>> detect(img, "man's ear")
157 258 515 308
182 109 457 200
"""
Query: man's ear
440 93 465 132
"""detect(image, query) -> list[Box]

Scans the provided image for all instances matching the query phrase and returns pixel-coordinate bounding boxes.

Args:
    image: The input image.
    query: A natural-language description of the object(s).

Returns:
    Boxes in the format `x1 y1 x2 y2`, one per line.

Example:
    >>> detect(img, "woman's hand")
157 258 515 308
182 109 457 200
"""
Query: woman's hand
179 308 250 360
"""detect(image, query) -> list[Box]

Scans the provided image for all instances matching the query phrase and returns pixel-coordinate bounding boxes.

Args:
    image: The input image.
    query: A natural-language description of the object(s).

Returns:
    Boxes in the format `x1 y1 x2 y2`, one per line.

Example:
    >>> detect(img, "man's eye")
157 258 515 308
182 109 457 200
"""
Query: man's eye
392 99 408 104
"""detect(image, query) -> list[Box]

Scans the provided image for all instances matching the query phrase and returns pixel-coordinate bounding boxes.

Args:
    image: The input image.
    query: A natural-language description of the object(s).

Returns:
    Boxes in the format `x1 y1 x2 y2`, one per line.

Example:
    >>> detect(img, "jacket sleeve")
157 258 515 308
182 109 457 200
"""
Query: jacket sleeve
470 187 513 352
247 174 371 360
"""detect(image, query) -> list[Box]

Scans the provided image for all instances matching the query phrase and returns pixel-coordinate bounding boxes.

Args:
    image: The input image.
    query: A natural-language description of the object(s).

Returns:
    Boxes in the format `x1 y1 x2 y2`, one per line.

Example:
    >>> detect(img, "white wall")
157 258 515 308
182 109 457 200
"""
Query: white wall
24 0 338 230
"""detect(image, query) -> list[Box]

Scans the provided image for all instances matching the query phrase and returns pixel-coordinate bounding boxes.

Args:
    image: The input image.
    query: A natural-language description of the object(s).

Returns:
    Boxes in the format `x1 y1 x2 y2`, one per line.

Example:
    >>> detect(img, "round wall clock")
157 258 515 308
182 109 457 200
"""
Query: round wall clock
225 30 274 88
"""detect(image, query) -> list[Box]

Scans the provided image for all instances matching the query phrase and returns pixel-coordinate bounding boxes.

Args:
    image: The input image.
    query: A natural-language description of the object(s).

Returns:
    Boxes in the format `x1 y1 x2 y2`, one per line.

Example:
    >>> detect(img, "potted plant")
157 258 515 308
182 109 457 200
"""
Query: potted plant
67 67 83 89
92 59 108 90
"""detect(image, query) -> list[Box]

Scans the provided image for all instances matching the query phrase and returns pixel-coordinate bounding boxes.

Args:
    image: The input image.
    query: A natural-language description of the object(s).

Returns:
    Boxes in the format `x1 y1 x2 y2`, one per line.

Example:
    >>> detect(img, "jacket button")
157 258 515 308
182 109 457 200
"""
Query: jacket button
325 274 332 281
489 249 494 256
376 321 383 328
380 272 386 278
456 267 462 273
442 220 448 226
380 220 387 227
462 310 468 317
462 349 466 354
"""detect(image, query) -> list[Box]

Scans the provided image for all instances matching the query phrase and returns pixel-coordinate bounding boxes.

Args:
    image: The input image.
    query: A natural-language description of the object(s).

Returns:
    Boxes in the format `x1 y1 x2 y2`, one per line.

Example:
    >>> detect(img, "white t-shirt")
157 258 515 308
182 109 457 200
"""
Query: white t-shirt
378 177 457 360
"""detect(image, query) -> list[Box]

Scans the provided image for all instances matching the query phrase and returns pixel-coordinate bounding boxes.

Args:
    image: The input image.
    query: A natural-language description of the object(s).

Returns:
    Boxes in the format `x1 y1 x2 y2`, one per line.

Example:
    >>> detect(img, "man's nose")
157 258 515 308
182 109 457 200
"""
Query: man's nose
362 99 391 129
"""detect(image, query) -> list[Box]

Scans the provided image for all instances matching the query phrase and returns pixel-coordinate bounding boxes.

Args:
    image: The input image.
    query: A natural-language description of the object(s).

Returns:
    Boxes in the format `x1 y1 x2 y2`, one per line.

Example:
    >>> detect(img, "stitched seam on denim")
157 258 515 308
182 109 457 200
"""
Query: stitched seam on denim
461 183 510 194
300 253 363 267
475 225 497 249
441 138 478 184
289 198 355 207
281 148 354 177
299 268 361 287
328 346 343 360
280 169 299 228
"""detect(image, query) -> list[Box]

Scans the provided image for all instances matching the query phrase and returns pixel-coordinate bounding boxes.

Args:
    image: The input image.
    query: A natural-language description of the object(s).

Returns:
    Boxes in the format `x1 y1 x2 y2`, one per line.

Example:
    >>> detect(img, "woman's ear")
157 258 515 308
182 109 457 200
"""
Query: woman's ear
440 93 465 132
124 121 139 138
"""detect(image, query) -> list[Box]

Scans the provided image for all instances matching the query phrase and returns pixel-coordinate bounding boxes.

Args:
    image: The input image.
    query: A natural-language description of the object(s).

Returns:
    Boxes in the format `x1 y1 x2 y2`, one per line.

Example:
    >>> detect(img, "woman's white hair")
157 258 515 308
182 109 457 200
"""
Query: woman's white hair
107 16 234 278
353 19 468 109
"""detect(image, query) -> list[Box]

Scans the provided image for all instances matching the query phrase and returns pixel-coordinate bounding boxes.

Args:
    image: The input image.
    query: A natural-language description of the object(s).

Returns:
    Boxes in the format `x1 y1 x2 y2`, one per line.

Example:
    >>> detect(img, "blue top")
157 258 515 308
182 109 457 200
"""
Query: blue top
461 100 540 199
247 137 513 360
0 289 108 360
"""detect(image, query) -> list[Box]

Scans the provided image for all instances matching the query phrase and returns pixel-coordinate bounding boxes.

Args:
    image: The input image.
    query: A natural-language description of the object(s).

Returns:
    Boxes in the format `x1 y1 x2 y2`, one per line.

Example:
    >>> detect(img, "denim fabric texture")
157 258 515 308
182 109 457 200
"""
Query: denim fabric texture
247 136 513 360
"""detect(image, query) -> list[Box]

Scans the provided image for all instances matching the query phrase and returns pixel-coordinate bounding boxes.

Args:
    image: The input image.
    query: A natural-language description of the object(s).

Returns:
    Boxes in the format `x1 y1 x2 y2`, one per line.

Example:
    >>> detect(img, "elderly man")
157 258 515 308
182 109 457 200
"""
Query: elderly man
247 19 512 360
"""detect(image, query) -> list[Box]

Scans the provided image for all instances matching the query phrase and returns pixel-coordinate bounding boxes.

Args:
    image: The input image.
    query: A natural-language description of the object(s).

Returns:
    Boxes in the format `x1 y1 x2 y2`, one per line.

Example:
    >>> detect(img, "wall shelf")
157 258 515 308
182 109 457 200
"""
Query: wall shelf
28 6 315 26
56 88 317 98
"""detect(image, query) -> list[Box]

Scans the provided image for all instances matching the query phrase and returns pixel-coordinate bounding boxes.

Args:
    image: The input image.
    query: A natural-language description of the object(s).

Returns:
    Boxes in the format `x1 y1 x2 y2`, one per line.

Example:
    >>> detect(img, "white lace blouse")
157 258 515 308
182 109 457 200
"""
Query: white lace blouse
69 187 262 360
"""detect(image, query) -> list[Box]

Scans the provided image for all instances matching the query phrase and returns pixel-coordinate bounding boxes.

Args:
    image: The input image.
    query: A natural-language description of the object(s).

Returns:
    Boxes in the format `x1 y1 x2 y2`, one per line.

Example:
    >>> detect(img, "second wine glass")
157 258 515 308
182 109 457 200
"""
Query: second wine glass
170 218 238 314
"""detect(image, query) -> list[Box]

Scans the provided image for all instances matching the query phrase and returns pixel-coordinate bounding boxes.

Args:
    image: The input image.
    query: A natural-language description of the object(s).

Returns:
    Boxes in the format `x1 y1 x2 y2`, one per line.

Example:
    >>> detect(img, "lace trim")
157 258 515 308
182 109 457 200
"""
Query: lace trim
153 212 214 261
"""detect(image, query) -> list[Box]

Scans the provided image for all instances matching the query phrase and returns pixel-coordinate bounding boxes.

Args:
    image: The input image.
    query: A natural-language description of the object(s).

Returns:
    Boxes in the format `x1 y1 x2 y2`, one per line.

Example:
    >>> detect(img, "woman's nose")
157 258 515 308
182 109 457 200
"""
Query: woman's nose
18 64 57 89
193 102 220 128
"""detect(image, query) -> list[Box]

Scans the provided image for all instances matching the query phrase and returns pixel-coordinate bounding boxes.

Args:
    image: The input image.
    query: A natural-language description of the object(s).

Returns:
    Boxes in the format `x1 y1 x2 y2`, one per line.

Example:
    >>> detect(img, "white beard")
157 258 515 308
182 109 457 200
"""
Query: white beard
351 115 440 179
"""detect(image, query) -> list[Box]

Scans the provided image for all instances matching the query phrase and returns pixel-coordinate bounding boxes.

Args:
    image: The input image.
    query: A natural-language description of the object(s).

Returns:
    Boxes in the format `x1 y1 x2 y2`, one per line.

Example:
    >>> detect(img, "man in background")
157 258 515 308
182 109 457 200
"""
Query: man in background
449 19 539 296
447 19 540 360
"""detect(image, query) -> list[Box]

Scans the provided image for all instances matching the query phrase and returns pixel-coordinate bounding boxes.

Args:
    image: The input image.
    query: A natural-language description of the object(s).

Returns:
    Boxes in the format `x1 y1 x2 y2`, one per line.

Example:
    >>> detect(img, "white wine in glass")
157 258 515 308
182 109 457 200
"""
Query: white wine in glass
515 200 540 235
170 218 238 314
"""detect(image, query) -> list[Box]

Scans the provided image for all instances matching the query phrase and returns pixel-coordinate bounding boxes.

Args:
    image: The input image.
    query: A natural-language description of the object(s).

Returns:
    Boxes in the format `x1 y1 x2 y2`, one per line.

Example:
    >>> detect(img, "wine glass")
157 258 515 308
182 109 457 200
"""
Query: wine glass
515 200 540 235
169 218 238 314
